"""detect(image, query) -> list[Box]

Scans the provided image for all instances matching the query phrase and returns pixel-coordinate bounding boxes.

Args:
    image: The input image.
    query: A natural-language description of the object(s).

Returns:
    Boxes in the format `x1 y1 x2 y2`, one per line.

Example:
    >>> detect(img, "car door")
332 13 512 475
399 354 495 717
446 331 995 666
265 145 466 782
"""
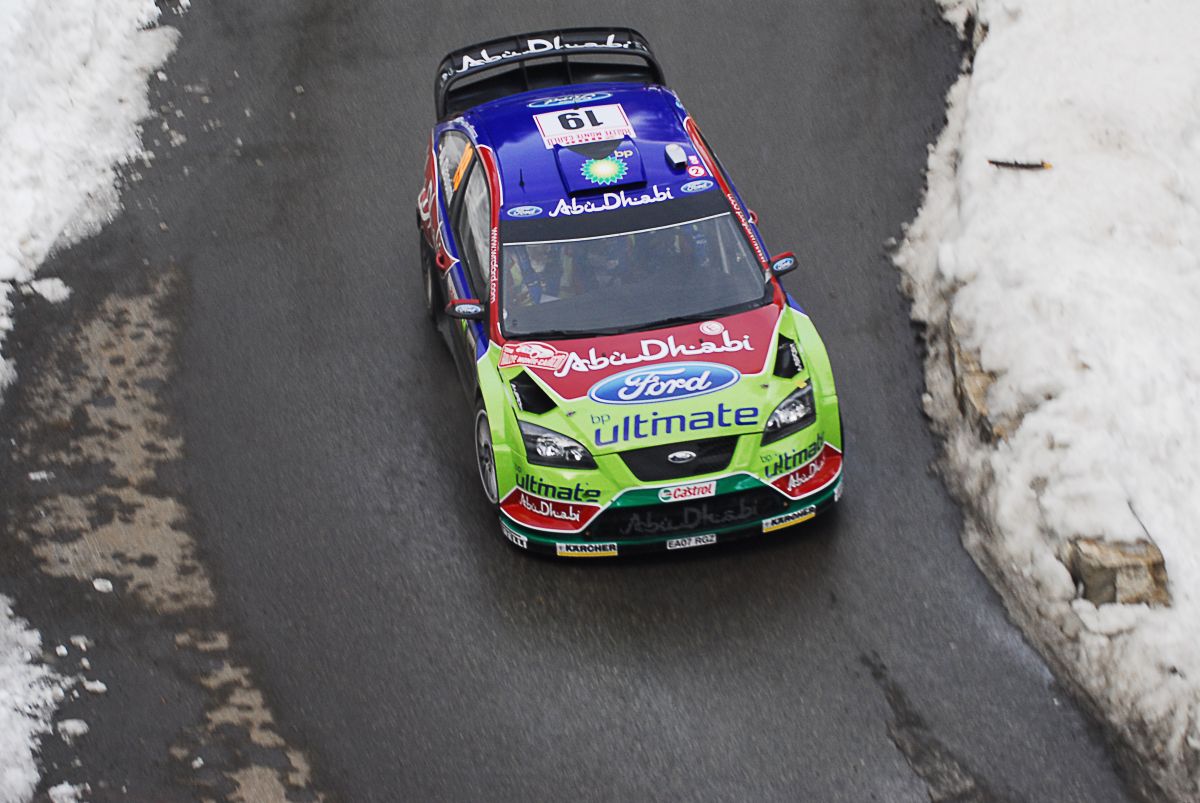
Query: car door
445 147 493 395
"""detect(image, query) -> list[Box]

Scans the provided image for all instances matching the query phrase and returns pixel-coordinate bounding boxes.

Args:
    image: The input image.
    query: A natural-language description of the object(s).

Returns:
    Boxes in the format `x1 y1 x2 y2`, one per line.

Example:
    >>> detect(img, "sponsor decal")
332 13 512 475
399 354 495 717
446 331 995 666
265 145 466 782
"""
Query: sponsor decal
618 497 761 537
657 480 717 504
528 91 613 108
834 480 844 503
728 192 769 264
489 225 499 305
763 437 824 478
589 362 740 405
516 472 601 503
773 255 796 272
785 456 825 492
687 164 706 178
666 534 717 550
769 443 843 500
519 492 580 523
554 329 753 376
687 154 700 166
454 302 485 316
668 450 696 464
452 34 632 75
762 506 817 533
680 179 714 194
557 542 618 557
549 185 673 217
699 320 725 336
506 205 543 218
500 341 568 370
514 305 781 401
580 155 629 186
501 522 528 549
533 103 635 149
499 487 602 532
592 403 759 447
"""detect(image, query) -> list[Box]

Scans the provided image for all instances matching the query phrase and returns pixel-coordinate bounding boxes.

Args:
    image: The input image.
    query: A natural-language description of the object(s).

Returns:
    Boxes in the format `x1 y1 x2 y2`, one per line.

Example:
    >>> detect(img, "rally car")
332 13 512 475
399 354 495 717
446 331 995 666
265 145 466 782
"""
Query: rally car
418 28 843 557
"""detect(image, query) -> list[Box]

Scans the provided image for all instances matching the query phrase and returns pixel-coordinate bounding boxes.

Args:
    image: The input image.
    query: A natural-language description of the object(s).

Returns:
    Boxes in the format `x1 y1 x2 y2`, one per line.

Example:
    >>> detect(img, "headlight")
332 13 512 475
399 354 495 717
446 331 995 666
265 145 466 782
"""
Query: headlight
518 421 597 469
762 385 817 445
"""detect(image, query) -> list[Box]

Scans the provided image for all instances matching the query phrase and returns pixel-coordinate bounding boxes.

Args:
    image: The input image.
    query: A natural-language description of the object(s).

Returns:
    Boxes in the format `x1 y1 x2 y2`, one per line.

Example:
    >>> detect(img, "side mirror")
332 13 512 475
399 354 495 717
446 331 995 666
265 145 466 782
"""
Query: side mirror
747 208 759 225
770 252 798 277
446 299 486 320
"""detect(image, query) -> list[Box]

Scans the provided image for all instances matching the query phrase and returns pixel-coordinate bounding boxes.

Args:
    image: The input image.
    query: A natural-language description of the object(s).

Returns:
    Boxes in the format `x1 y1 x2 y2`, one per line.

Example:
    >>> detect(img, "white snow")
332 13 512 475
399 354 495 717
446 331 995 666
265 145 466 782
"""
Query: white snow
23 279 71 304
54 719 88 745
0 0 178 396
1 1 183 798
897 0 1200 797
0 597 66 803
46 783 87 803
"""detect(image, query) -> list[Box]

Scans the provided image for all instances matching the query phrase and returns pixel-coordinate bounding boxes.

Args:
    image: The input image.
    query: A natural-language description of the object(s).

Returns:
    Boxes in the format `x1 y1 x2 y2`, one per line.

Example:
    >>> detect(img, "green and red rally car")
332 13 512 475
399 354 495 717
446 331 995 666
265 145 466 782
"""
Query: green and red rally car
418 28 843 556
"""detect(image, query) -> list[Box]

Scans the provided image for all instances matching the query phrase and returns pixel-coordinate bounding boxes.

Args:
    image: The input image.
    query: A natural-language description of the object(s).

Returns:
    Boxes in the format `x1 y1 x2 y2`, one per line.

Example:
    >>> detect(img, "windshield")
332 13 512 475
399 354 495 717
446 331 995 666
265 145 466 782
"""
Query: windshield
500 206 769 339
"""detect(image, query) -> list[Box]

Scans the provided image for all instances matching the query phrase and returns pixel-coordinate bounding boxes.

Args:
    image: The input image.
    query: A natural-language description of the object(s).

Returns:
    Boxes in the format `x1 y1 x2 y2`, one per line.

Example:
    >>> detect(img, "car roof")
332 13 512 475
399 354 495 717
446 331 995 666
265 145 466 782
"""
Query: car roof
458 82 713 221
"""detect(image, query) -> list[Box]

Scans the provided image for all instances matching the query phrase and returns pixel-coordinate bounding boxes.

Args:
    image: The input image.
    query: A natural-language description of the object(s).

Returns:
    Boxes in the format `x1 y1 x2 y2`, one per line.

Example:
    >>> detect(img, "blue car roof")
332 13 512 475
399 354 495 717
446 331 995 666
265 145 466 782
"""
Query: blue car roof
458 83 717 221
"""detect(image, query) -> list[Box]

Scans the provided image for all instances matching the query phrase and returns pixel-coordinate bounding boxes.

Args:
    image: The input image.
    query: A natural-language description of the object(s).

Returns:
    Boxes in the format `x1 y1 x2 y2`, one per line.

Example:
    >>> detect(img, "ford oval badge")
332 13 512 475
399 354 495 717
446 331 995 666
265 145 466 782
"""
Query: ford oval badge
506 205 543 218
588 362 740 405
680 179 714 194
667 450 697 464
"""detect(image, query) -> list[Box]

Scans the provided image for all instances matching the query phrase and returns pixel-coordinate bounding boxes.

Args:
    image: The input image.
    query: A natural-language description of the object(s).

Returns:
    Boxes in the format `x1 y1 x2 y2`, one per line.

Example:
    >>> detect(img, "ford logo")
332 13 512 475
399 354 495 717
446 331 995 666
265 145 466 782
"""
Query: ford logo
667 451 697 464
588 362 740 405
680 179 714 194
527 91 612 108
506 205 543 218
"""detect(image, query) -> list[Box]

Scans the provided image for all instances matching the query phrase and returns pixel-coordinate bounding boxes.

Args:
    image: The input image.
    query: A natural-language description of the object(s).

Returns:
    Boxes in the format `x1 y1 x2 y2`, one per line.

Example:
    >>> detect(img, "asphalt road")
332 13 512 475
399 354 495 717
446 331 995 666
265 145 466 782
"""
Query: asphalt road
146 1 1134 799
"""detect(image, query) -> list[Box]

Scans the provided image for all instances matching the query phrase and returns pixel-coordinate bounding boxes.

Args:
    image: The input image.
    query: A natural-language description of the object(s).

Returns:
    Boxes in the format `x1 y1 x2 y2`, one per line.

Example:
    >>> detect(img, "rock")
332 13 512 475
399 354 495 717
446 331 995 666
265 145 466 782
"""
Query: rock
947 319 1011 441
1069 538 1170 607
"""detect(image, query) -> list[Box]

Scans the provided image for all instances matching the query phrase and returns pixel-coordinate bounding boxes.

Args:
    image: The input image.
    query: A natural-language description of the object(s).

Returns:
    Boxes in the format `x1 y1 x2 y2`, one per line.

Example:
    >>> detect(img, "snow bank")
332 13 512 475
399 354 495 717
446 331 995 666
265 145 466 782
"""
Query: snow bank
0 598 66 803
1 1 181 798
0 0 178 394
897 0 1200 797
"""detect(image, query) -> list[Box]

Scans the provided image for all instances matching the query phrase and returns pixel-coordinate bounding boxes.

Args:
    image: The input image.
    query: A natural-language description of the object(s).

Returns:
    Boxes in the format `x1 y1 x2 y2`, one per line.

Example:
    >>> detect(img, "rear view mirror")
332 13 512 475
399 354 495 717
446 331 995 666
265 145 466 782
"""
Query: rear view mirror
770 252 798 277
446 299 486 320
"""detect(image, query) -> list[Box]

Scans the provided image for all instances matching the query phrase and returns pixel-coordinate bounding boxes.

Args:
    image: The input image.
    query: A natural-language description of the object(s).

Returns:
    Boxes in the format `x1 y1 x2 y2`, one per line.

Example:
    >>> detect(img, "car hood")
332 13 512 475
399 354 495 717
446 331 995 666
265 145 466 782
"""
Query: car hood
498 303 782 401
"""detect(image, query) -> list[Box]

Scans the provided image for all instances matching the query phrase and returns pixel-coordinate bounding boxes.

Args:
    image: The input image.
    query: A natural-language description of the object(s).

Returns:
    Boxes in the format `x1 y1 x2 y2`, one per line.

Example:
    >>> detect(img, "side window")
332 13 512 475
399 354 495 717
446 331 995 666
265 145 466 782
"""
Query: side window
437 131 473 210
455 164 492 297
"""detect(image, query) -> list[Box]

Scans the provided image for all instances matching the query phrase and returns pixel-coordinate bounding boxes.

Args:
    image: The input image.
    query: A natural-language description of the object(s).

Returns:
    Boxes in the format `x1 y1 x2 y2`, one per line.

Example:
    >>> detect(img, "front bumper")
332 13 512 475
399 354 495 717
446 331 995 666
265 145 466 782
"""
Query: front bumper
497 470 842 558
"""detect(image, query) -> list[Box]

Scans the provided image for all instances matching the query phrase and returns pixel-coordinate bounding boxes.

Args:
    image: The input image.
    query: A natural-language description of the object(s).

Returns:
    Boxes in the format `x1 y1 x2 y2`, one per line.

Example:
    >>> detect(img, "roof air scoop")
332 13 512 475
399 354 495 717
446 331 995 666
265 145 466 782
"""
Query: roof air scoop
664 143 687 170
555 138 645 195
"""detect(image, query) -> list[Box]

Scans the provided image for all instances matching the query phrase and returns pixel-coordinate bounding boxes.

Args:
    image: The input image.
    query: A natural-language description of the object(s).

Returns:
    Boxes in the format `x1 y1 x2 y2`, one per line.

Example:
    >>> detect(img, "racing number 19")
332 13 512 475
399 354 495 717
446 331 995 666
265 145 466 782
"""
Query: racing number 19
557 110 604 130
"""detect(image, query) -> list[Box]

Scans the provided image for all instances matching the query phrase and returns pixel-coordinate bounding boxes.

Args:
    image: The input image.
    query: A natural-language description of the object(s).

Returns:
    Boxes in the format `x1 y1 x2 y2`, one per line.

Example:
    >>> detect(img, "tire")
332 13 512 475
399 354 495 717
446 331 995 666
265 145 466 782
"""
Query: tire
474 403 499 505
418 219 439 323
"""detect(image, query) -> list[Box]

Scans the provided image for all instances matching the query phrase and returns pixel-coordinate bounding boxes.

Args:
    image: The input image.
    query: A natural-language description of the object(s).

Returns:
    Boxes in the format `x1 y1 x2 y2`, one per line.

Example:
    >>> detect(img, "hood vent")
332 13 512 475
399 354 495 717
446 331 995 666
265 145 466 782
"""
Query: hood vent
773 336 804 378
510 371 556 415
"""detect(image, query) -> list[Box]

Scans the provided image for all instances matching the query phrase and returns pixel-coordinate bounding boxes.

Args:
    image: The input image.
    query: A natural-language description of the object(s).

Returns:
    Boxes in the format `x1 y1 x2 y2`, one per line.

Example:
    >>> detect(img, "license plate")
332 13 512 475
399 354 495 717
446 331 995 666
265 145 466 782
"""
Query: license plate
666 534 717 551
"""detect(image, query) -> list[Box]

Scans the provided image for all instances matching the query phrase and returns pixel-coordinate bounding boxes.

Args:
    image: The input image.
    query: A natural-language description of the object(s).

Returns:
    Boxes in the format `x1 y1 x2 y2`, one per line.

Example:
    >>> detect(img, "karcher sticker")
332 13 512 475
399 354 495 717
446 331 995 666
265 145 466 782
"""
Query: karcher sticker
556 542 618 558
762 506 817 533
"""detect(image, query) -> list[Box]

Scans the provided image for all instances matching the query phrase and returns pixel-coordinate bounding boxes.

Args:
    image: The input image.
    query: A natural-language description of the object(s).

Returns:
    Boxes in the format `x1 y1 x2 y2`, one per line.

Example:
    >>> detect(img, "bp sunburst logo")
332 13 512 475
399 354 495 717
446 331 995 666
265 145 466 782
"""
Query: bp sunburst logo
580 156 628 186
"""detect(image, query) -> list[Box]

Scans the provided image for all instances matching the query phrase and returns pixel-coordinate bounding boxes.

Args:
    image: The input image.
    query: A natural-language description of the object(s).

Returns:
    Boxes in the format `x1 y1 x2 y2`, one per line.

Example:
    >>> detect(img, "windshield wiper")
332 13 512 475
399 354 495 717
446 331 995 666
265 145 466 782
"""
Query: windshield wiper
509 327 627 341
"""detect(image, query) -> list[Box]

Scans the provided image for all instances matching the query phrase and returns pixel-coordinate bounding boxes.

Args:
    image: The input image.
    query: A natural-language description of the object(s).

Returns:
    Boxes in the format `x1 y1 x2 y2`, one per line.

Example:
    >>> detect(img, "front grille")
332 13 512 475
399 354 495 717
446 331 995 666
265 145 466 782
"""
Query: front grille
618 435 739 482
584 486 788 541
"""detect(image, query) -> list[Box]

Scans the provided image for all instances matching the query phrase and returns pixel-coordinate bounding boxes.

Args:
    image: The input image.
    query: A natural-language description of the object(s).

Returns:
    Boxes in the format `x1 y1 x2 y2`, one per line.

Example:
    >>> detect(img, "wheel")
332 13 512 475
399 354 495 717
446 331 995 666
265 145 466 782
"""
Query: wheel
418 218 439 323
423 257 439 322
474 404 499 505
